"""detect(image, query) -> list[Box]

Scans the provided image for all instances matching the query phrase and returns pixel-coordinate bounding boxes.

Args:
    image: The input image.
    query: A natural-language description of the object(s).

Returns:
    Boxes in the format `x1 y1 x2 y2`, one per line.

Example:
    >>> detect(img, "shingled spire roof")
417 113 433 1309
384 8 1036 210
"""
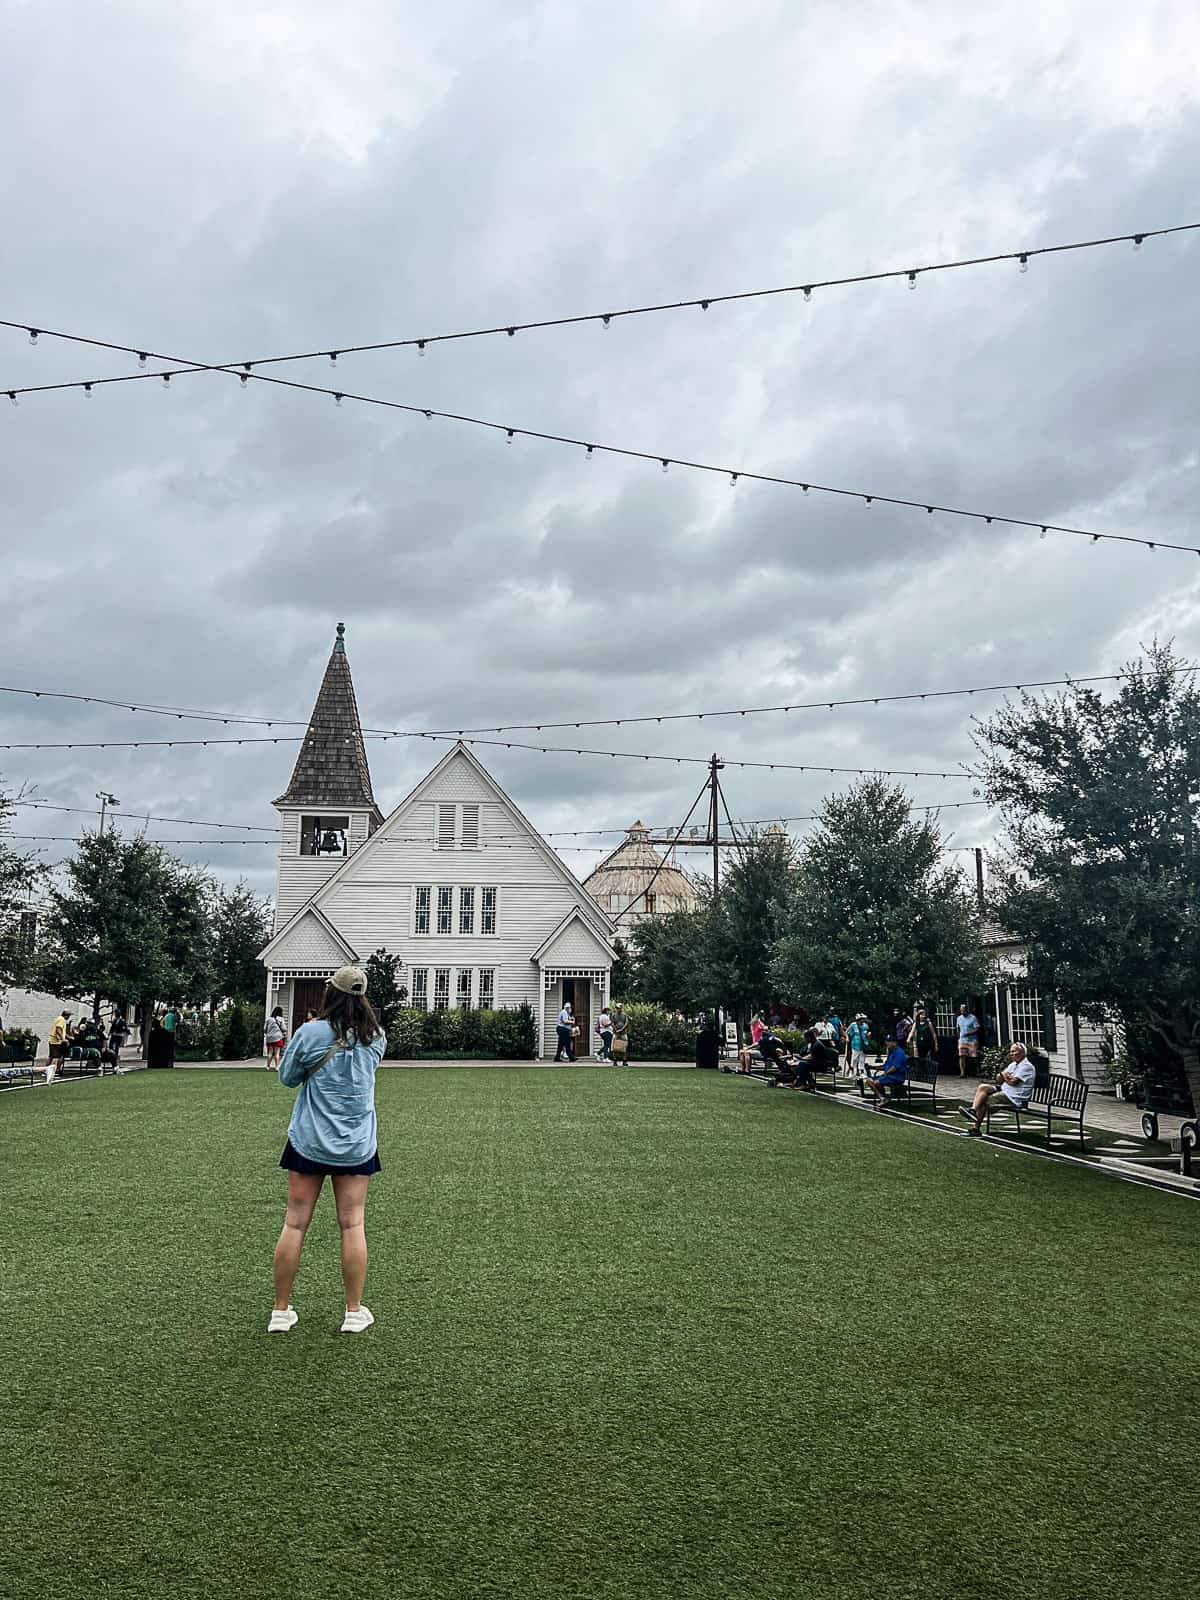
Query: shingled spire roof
273 623 381 814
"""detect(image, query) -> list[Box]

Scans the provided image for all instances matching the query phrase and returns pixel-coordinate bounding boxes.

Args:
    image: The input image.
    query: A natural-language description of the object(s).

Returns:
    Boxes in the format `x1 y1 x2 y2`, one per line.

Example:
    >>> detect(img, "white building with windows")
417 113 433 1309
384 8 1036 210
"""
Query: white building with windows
258 625 615 1056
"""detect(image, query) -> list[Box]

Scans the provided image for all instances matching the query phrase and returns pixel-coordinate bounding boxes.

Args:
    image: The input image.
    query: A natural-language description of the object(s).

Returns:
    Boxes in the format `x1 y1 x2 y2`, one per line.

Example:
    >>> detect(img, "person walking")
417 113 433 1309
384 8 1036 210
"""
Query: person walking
161 1003 180 1066
264 1005 287 1072
554 1001 576 1062
108 1012 128 1069
46 1008 71 1085
610 1002 629 1063
912 1007 939 1063
956 1003 981 1078
269 965 387 1335
596 1004 614 1061
845 1013 871 1078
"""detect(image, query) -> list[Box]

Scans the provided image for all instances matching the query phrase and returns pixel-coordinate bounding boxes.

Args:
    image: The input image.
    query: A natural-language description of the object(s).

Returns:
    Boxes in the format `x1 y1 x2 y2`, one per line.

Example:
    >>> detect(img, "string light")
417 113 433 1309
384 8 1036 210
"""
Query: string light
907 271 918 290
6 223 1195 396
27 328 38 345
137 352 148 367
2 661 1191 743
1019 253 1029 273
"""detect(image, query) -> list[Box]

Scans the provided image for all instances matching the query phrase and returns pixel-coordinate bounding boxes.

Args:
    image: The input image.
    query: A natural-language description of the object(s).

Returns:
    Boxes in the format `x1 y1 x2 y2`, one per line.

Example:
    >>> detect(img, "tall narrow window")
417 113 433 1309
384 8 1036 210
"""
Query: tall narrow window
456 968 473 1008
411 968 428 1009
481 886 497 935
460 804 480 849
478 968 495 1009
433 968 450 1010
436 804 457 849
414 886 431 935
437 887 453 934
459 886 476 935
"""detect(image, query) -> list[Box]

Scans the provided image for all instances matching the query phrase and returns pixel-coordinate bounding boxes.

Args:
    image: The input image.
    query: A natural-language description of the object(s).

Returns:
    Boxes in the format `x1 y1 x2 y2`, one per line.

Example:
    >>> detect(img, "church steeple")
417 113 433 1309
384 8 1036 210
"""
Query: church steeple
273 622 381 814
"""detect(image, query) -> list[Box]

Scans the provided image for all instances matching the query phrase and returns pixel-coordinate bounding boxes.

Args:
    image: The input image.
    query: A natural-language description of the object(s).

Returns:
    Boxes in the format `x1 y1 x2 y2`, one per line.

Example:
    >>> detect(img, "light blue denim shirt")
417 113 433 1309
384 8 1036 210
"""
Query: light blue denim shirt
278 1019 386 1166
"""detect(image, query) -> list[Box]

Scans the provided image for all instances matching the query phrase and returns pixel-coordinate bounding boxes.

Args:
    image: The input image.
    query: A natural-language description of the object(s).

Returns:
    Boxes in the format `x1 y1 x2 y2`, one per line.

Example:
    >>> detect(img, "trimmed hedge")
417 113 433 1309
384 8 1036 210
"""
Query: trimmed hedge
385 1003 538 1061
175 1001 263 1061
616 1004 696 1061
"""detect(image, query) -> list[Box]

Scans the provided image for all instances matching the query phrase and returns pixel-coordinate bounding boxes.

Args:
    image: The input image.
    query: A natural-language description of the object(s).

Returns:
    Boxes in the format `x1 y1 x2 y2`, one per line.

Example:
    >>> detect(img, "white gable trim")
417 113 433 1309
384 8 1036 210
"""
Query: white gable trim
259 903 358 966
532 906 613 966
275 741 616 942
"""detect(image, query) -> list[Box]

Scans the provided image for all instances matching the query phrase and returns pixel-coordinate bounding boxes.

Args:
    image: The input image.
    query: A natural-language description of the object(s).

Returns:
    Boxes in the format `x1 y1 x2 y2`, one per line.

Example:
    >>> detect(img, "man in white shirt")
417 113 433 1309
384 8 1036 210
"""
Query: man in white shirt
958 1043 1038 1135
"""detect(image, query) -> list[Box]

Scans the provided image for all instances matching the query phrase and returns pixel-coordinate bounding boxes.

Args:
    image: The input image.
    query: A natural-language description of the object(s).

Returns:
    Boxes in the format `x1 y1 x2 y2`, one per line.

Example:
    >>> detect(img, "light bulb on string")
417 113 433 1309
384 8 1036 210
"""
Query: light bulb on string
601 315 612 329
162 373 171 388
729 472 738 487
137 352 148 367
506 429 514 444
417 341 426 357
585 445 594 461
661 459 670 474
239 373 248 387
907 271 918 290
328 352 339 365
803 287 812 302
84 383 93 399
1018 254 1029 273
7 391 18 407
333 392 343 406
1133 235 1144 251
27 329 39 346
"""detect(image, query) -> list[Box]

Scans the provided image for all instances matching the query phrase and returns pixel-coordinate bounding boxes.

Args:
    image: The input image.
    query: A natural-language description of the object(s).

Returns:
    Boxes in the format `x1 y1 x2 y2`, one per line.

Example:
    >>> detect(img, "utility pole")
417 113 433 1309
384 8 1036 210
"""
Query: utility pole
974 847 986 916
710 753 723 898
96 791 119 835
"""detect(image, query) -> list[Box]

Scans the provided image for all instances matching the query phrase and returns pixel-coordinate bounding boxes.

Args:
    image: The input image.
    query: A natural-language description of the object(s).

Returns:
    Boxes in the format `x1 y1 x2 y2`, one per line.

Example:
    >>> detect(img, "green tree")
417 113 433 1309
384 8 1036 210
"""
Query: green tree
363 949 406 1031
0 784 47 1002
703 829 804 1019
608 936 636 1002
629 908 710 1013
770 779 985 1027
37 834 217 1017
975 643 1200 1112
211 881 273 1006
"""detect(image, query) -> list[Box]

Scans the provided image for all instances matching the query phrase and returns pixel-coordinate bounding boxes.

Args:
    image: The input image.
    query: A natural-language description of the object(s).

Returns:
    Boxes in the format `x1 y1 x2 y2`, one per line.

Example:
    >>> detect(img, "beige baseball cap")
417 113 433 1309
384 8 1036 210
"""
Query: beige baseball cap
331 965 368 995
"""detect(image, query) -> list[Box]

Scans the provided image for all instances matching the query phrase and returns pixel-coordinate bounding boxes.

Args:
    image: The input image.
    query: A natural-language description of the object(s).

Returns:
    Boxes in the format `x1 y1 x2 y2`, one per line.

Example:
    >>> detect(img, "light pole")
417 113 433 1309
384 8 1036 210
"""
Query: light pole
96 791 119 835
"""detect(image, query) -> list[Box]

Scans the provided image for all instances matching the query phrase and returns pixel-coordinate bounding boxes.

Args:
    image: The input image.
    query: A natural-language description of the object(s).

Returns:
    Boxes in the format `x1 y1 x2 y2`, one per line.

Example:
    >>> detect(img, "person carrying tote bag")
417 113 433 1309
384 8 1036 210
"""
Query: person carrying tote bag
610 1003 629 1062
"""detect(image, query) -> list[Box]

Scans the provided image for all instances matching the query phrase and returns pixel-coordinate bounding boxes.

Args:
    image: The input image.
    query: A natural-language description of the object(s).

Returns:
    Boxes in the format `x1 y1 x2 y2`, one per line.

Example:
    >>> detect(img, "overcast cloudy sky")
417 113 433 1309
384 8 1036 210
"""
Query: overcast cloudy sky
3 0 1198 898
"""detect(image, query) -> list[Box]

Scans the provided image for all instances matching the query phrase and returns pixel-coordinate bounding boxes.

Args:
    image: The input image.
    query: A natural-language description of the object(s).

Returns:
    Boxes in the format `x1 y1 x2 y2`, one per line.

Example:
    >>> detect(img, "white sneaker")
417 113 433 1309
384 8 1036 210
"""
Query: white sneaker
340 1305 375 1334
267 1306 298 1333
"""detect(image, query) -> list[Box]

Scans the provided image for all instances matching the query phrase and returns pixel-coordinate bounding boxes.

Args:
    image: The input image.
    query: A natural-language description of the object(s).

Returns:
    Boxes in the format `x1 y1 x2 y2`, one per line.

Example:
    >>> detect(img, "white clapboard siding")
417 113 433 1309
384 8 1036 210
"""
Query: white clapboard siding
267 910 356 968
274 806 378 927
538 916 612 967
266 747 613 1055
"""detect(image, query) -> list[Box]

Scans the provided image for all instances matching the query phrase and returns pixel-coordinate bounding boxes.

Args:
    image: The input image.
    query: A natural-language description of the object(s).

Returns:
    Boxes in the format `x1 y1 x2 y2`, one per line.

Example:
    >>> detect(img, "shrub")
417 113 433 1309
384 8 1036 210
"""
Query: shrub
1 1026 39 1059
177 1002 261 1061
620 1003 696 1061
383 1004 538 1061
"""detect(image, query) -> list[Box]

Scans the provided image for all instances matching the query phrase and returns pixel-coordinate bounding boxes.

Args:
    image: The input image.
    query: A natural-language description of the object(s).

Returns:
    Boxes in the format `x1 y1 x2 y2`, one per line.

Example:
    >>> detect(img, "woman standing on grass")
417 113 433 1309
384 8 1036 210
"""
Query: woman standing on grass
264 1005 287 1071
268 966 386 1336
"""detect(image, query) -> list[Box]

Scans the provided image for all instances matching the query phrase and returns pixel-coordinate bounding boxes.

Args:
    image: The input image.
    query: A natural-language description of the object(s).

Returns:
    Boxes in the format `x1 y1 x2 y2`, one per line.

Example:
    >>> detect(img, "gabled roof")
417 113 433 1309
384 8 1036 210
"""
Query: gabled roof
274 623 382 816
531 906 613 966
258 903 359 966
262 741 615 963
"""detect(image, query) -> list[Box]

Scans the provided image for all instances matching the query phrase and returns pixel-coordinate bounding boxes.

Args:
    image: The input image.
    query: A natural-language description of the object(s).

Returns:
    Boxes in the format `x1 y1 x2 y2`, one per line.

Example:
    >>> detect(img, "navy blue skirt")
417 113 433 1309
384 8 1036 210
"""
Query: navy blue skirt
279 1139 381 1177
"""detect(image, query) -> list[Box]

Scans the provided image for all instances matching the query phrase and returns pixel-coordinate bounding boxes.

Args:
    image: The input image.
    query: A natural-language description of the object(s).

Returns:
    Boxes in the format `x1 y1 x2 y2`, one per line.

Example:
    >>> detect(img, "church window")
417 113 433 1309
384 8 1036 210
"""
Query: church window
456 969 473 1008
414 887 431 935
437 887 454 934
300 815 349 856
478 968 495 1008
433 968 450 1009
411 968 428 1008
437 804 457 849
481 887 497 934
459 887 475 934
461 804 480 849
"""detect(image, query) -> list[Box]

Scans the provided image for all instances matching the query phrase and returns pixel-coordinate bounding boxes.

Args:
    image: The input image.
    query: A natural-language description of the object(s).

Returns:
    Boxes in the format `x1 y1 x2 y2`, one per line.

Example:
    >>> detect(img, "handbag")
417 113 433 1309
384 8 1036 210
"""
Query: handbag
571 1025 581 1039
611 1036 628 1057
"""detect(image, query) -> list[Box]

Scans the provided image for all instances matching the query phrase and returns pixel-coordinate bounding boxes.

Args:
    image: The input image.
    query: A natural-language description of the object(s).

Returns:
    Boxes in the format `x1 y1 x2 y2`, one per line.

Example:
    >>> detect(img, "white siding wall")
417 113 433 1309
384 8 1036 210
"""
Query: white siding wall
269 753 612 1056
274 807 377 928
268 912 353 967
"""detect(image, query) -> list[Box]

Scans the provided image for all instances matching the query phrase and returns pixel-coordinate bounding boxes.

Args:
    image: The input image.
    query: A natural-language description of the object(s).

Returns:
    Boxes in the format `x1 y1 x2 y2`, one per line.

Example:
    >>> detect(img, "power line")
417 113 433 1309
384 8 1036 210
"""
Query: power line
12 799 277 831
3 346 1192 561
4 223 1194 393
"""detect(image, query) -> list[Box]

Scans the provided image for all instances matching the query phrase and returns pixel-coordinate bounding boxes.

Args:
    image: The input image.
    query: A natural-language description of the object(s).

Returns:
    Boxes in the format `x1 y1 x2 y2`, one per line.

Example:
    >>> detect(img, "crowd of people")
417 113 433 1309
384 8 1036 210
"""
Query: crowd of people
727 1001 1037 1122
43 1007 132 1081
553 1001 630 1062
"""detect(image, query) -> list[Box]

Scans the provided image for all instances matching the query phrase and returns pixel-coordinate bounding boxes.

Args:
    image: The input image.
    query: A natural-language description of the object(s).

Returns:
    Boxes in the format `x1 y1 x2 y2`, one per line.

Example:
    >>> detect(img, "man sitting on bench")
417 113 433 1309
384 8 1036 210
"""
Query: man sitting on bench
761 1029 815 1091
958 1042 1037 1136
860 1034 909 1110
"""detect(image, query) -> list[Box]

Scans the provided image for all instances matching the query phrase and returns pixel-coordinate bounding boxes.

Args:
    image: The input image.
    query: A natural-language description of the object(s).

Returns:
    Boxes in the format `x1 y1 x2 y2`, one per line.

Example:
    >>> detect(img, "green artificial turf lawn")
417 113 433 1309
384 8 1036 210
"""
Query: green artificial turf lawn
2 1068 1197 1600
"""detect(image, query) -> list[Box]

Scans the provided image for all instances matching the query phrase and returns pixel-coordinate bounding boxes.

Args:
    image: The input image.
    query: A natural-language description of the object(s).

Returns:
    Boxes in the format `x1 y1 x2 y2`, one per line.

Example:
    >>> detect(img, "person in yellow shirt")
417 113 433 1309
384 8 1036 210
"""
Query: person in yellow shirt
46 1010 72 1085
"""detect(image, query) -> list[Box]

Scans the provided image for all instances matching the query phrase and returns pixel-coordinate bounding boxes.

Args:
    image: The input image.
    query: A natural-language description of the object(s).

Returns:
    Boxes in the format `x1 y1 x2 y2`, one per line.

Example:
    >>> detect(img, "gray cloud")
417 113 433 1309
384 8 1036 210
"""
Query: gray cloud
2 1 1199 896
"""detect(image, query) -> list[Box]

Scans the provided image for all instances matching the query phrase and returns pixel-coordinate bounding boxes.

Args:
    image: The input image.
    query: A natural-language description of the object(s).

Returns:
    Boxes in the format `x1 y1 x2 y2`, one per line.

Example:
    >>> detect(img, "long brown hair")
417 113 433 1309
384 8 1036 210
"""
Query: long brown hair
319 986 382 1042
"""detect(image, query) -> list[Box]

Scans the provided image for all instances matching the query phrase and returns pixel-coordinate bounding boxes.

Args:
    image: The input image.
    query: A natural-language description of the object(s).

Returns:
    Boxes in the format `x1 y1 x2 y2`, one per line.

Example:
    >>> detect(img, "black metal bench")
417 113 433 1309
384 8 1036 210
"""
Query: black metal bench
855 1058 939 1112
0 1041 40 1089
984 1072 1089 1152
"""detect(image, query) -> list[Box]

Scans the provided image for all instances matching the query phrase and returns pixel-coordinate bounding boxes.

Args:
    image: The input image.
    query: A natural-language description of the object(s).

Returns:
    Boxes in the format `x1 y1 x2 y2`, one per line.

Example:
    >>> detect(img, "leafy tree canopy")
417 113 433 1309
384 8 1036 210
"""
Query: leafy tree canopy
211 881 273 1006
0 784 47 1001
362 949 406 1031
770 777 985 1025
975 641 1200 1108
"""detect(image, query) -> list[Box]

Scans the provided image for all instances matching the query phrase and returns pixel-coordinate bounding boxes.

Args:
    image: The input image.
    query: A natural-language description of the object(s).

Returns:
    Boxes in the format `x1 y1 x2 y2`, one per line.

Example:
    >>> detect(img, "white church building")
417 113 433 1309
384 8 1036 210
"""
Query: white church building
258 625 615 1057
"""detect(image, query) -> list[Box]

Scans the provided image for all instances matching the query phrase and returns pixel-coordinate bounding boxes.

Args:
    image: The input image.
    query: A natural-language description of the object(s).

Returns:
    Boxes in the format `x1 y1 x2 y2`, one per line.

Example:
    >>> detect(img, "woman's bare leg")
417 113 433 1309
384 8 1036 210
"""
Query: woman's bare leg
332 1173 371 1312
273 1171 323 1310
